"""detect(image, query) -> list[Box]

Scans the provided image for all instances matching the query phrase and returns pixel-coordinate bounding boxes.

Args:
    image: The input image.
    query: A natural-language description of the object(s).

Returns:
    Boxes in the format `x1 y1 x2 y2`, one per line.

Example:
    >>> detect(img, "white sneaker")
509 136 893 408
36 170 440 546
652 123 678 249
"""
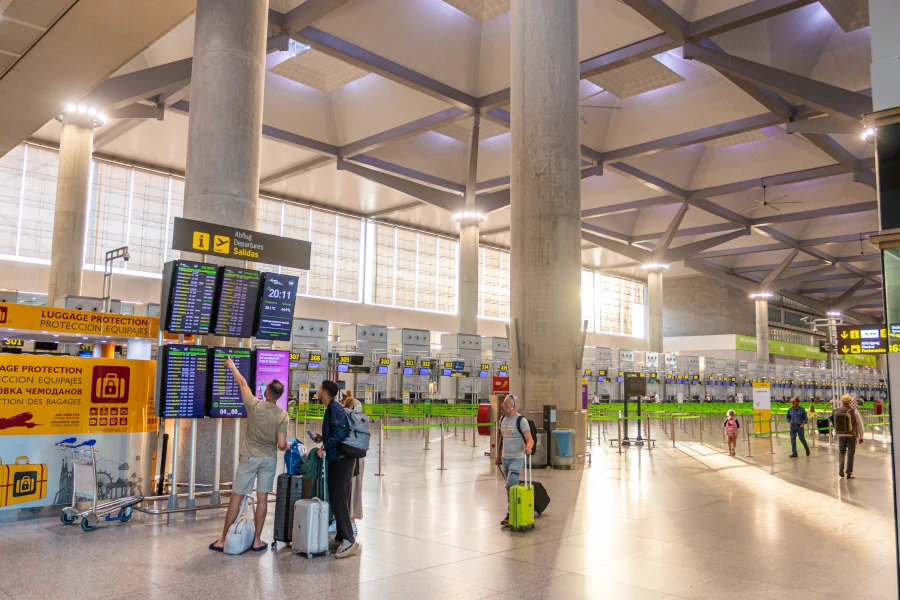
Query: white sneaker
335 540 360 559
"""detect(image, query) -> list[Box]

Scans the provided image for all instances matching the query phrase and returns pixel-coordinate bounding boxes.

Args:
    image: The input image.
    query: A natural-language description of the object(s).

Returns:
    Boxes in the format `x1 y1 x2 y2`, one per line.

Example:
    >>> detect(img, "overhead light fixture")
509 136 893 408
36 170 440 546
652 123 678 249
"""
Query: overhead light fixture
861 127 876 141
641 263 669 270
59 104 107 127
827 310 842 317
749 292 774 299
452 211 486 223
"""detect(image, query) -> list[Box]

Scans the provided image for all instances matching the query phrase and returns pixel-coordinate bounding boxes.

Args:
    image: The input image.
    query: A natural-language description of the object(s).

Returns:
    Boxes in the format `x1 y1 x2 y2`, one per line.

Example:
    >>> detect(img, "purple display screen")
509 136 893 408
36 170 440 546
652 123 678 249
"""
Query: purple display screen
253 349 290 412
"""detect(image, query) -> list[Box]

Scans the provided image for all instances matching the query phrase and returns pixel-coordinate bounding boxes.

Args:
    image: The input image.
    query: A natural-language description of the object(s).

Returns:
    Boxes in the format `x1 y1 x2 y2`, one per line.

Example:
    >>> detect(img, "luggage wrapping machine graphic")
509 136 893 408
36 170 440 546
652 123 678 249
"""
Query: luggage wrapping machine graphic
0 456 48 507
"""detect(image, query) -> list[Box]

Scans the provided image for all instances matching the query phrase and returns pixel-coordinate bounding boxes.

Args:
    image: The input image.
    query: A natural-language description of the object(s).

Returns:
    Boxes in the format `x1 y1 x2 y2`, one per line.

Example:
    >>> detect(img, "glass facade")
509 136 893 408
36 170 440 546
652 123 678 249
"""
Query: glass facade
0 143 647 337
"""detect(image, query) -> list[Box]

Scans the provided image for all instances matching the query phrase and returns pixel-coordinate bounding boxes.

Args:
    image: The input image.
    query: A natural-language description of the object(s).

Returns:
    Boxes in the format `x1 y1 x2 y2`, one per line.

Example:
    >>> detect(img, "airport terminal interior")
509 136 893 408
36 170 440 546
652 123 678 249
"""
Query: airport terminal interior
2 0 900 598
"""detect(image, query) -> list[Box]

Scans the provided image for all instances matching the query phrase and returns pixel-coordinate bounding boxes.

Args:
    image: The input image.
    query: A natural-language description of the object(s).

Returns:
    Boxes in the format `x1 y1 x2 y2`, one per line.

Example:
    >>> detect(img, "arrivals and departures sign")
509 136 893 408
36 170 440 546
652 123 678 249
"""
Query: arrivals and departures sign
836 325 887 355
172 217 311 270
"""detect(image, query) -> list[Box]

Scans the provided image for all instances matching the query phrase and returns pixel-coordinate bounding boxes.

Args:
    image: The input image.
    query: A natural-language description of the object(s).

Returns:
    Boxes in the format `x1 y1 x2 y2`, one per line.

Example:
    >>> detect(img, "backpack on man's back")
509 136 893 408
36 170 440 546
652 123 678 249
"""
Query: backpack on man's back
833 408 857 437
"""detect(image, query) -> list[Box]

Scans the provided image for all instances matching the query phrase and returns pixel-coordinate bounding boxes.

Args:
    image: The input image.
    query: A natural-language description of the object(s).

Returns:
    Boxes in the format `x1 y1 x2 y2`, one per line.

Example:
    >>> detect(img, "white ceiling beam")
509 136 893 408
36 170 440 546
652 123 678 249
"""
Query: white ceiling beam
687 0 818 39
760 248 799 290
663 228 751 263
619 0 688 40
652 202 690 260
340 107 470 156
280 0 353 31
80 58 193 111
260 156 334 186
336 157 462 213
581 231 650 263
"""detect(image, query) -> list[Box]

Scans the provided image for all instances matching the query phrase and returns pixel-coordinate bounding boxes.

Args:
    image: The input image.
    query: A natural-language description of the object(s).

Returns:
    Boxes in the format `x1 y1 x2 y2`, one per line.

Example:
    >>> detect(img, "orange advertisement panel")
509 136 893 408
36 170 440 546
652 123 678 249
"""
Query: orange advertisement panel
0 304 158 339
0 355 156 436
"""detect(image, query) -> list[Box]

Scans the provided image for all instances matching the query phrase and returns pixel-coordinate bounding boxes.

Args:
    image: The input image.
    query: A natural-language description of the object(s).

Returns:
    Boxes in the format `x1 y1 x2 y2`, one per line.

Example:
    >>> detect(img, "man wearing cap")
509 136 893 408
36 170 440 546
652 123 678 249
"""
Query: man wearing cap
496 394 534 527
785 396 810 457
833 394 865 478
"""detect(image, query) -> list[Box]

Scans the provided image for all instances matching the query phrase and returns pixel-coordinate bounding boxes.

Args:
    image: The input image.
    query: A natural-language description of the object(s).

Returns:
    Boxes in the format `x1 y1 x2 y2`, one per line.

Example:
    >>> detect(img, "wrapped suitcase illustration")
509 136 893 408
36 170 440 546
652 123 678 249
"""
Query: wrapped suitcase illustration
0 456 48 507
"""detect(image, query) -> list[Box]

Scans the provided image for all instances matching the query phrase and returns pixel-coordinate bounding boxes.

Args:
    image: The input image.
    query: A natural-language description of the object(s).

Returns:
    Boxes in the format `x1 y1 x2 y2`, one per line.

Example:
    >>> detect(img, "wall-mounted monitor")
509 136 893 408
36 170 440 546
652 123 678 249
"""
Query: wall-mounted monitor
479 370 489 378
377 365 389 375
161 260 218 334
418 368 431 376
159 344 208 418
253 272 299 341
402 366 414 376
211 266 260 337
207 347 251 418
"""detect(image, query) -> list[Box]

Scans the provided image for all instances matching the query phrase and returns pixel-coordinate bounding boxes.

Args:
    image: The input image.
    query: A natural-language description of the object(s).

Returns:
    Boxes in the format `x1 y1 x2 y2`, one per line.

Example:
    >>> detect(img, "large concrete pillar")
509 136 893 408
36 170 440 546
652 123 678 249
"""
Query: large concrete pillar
755 298 769 364
509 0 583 447
457 117 482 335
47 112 95 304
182 0 268 227
647 269 664 353
174 0 269 489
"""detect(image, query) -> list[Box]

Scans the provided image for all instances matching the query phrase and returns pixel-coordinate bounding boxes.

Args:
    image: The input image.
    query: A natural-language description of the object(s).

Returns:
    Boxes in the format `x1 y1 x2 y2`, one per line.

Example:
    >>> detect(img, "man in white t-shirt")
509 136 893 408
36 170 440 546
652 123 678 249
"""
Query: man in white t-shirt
495 394 533 527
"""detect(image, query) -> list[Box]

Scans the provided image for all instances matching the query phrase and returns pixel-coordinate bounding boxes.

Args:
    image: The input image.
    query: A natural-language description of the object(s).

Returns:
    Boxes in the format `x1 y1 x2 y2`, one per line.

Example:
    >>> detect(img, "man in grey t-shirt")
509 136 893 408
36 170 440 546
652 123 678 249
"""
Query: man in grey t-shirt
495 394 533 527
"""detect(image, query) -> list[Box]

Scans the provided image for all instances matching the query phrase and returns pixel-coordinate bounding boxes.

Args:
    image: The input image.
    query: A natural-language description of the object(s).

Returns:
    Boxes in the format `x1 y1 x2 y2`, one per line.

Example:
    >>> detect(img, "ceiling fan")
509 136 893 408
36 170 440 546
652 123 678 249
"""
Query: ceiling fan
744 185 801 213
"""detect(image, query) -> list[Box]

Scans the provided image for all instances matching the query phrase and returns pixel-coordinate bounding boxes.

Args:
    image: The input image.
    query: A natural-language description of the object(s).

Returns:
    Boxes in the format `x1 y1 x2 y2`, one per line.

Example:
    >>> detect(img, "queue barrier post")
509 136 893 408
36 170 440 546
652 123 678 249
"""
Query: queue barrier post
211 419 223 505
672 415 676 448
617 414 623 455
375 418 385 477
438 423 447 471
768 418 775 455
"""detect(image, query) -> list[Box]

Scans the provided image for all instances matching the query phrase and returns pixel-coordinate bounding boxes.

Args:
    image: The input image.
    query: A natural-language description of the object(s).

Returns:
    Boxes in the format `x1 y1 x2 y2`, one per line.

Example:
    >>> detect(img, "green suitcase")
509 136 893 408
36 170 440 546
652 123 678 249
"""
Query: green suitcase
508 455 535 532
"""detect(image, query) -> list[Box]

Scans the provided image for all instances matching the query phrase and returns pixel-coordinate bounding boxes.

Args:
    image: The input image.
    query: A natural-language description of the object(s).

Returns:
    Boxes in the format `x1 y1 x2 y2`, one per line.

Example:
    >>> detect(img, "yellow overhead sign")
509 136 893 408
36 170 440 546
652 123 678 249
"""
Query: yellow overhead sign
0 304 158 339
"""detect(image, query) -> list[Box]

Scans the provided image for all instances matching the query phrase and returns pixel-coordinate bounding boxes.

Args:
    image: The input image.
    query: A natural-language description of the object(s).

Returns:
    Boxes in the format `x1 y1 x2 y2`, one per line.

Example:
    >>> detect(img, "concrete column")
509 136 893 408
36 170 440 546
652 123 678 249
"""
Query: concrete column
176 0 269 488
47 112 94 304
458 117 481 335
755 298 769 364
870 0 900 112
647 270 664 353
182 0 268 228
509 0 583 448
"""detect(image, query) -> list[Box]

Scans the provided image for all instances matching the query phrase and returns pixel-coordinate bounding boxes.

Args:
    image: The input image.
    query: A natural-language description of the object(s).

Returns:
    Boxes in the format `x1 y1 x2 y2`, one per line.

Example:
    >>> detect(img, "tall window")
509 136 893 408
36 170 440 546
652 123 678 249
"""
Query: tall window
0 144 25 256
20 146 58 260
367 221 458 314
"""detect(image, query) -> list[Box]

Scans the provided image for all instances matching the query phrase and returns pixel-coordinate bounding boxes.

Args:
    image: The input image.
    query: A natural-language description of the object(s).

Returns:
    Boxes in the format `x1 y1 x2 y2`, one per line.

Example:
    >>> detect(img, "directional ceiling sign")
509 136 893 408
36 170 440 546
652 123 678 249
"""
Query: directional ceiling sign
836 325 887 355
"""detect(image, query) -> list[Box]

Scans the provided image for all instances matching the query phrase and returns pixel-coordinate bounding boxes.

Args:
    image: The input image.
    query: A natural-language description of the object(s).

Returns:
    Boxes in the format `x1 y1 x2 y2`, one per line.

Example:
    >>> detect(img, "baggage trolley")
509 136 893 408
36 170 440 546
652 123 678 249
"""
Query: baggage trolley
57 438 143 531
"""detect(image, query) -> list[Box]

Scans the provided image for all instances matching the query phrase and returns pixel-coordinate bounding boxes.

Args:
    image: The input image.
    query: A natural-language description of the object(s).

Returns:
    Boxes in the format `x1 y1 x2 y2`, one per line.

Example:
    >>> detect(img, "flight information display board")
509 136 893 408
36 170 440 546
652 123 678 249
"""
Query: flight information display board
253 349 290 412
207 347 251 418
254 272 299 340
160 344 209 418
212 266 260 337
163 261 218 334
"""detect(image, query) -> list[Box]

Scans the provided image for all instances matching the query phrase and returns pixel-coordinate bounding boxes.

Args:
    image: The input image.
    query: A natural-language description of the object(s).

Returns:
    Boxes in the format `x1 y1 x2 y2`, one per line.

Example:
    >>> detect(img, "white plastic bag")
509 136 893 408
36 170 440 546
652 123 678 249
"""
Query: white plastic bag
224 496 255 555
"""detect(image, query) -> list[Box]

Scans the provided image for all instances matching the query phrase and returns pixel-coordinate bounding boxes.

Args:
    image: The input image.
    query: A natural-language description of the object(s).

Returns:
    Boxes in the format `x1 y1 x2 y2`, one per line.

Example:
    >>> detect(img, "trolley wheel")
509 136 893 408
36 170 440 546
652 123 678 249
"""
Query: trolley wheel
118 506 133 522
306 553 313 559
60 508 77 525
81 513 99 531
325 550 331 557
271 541 277 550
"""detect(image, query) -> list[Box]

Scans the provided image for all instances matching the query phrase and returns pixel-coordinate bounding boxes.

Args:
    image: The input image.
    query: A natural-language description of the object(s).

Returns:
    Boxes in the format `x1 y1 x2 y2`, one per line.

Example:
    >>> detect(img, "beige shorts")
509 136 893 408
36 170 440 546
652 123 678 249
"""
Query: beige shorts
233 456 277 495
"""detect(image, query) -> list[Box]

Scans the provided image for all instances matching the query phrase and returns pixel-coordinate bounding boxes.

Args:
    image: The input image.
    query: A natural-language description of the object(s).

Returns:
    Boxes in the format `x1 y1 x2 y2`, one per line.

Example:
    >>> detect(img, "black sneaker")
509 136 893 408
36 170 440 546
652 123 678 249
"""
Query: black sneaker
839 469 845 478
500 514 510 527
806 449 810 457
790 453 798 458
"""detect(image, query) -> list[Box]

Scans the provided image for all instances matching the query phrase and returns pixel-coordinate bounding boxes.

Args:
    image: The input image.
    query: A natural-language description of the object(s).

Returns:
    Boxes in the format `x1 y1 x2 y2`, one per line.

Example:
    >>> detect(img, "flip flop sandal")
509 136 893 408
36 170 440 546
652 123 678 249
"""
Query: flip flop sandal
252 542 269 552
208 542 224 552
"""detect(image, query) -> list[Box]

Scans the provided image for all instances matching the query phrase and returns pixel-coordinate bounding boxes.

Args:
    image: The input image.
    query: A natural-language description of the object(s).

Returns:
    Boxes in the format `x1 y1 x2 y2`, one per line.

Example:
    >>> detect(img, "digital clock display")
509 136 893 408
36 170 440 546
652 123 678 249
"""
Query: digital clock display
253 272 299 341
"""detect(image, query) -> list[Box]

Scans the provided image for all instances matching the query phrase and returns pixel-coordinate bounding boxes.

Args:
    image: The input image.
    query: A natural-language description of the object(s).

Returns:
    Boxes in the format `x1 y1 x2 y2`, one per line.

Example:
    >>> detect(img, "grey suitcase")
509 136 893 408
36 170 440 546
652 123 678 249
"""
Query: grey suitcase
291 498 330 558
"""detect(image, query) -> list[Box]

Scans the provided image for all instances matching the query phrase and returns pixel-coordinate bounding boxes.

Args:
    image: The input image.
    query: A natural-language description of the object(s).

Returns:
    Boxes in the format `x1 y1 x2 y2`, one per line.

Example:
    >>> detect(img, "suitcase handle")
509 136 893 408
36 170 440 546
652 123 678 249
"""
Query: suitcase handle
15 456 29 465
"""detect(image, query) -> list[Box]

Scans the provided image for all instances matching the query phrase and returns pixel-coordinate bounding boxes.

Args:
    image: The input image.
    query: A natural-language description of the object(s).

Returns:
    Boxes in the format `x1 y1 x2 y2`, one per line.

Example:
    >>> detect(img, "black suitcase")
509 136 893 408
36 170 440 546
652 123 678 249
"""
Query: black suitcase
273 474 304 544
532 481 550 516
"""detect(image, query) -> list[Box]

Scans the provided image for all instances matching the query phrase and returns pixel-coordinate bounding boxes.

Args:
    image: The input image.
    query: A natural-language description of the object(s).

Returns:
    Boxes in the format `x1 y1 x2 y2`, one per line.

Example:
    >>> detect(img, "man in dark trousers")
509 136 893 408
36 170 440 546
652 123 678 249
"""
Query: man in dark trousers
834 394 865 478
785 396 810 457
313 380 359 558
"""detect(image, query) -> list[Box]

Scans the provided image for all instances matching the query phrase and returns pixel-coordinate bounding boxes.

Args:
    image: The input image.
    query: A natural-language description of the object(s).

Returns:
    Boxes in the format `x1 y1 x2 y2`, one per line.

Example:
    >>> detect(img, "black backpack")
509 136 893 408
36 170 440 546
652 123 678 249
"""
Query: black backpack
516 415 538 456
834 409 855 436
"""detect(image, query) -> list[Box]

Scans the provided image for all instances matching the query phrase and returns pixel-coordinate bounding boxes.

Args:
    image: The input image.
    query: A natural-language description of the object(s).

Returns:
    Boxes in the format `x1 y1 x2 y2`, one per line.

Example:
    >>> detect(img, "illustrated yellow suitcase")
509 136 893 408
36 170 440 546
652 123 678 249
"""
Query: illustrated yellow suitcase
0 456 48 507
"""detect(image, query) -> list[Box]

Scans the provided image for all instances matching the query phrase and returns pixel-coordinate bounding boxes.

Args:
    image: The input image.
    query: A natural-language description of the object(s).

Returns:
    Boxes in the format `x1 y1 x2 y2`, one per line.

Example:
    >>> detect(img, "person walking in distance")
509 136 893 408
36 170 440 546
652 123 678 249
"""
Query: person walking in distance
341 389 364 536
786 396 810 457
834 394 865 479
312 380 359 558
723 409 740 456
495 394 533 527
210 358 288 552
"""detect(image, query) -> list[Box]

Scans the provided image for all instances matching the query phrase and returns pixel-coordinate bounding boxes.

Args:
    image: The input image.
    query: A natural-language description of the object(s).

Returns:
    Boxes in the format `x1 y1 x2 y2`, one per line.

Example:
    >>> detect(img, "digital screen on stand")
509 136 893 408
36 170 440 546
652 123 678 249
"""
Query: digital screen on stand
211 266 260 337
479 370 489 378
337 364 349 373
254 272 299 341
164 261 218 334
207 347 251 418
442 368 452 377
377 365 389 375
160 344 208 418
418 368 431 376
253 349 290 412
498 370 508 377
402 367 414 376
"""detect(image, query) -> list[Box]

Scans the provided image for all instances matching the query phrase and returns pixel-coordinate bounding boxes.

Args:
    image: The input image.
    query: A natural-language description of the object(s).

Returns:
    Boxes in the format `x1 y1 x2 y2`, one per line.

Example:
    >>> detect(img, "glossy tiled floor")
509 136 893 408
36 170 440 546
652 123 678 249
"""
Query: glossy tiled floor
2 422 897 600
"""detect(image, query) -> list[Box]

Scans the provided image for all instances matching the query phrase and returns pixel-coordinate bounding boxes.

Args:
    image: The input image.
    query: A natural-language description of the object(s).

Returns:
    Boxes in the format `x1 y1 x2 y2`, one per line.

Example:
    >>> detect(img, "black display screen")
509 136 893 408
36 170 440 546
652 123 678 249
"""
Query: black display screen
207 347 251 418
160 344 208 418
212 266 260 337
165 261 218 334
254 272 299 340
